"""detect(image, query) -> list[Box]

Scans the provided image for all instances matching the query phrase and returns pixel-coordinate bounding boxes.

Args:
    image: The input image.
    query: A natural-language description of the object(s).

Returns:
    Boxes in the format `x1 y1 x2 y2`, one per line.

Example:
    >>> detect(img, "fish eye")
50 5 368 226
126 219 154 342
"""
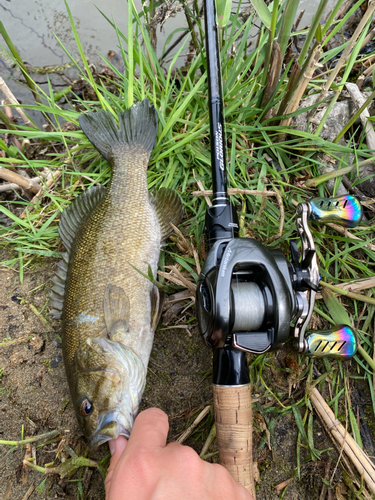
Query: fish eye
80 398 93 416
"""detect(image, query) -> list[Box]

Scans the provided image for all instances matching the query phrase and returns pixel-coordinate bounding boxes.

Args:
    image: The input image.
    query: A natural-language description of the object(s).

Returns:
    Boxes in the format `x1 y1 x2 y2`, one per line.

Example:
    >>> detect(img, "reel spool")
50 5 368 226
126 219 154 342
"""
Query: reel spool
196 238 294 354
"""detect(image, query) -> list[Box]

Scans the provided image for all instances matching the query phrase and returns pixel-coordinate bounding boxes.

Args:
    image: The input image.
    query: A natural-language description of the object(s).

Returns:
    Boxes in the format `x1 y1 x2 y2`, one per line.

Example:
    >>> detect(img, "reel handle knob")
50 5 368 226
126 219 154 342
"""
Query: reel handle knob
304 324 357 359
308 195 362 228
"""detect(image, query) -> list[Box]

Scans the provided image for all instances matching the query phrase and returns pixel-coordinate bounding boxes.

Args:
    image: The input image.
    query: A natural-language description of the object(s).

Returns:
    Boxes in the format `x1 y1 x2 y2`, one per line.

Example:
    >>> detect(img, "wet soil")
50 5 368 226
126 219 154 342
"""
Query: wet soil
0 253 352 500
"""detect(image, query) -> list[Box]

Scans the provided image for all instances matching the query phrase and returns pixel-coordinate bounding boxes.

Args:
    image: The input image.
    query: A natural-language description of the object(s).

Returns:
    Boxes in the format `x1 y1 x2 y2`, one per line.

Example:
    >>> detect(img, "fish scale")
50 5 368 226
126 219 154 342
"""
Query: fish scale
63 151 160 367
50 99 183 448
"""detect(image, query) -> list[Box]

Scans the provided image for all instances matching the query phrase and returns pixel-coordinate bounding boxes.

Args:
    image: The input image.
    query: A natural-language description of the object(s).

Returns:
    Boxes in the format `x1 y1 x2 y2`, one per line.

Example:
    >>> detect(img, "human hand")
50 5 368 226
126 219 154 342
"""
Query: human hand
105 407 254 500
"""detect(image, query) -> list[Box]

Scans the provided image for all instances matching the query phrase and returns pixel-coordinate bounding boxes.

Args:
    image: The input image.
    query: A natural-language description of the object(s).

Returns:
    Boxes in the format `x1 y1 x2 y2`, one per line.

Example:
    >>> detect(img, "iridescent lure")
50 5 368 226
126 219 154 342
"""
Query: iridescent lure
308 195 362 228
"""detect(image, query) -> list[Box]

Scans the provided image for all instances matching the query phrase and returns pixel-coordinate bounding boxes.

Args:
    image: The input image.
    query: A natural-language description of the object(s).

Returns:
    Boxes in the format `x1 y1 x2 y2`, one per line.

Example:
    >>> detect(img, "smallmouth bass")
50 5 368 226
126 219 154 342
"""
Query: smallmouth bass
50 99 183 448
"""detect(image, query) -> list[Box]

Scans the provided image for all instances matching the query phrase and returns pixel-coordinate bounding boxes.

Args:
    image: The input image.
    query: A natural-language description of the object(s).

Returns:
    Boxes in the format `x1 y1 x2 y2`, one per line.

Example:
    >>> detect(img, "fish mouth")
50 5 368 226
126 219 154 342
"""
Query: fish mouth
89 411 133 449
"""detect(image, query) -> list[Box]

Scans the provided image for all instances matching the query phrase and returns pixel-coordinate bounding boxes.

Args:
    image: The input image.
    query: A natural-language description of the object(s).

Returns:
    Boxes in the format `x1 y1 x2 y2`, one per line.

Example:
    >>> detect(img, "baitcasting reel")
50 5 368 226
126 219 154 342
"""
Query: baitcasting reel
196 194 362 360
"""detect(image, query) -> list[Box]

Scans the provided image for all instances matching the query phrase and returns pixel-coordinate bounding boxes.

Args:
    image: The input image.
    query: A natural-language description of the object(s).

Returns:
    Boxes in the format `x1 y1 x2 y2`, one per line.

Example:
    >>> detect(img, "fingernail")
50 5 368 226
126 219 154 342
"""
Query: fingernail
108 440 116 456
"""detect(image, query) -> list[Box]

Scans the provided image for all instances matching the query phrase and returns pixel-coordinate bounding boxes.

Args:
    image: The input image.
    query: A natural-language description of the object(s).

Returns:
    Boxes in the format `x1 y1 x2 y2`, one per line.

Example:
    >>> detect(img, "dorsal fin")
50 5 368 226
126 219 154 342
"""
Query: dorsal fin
58 186 106 253
50 186 106 320
150 188 183 242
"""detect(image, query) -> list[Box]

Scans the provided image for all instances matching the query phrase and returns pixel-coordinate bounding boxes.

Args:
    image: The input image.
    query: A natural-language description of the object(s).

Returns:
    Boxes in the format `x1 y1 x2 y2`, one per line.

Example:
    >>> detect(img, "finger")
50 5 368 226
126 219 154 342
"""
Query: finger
237 484 255 500
105 436 128 492
232 479 255 500
207 462 255 500
127 407 169 451
109 436 128 459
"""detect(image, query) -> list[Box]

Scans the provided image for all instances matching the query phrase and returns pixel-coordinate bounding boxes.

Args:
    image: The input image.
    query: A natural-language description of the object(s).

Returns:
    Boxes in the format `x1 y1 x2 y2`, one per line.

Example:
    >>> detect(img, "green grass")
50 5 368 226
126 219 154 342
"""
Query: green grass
1 0 375 497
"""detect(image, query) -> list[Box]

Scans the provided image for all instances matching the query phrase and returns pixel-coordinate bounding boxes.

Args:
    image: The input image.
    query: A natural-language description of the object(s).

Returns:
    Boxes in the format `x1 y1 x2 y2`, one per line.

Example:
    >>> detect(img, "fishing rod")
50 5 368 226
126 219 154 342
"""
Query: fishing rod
196 0 362 496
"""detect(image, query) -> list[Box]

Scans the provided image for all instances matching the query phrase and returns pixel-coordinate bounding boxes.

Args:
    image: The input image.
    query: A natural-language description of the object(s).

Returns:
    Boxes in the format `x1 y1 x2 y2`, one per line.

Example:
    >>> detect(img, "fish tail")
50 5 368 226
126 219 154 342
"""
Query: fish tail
78 99 158 162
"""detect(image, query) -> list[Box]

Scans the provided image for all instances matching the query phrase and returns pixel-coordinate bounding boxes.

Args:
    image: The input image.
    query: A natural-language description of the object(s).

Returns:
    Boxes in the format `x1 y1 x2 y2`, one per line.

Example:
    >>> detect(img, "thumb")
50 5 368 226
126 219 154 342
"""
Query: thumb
105 436 128 492
126 408 169 451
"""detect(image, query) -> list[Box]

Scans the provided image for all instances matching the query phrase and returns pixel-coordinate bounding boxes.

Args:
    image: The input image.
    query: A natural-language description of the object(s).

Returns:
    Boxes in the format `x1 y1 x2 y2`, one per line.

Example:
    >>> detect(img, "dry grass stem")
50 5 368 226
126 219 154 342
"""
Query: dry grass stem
164 289 193 305
268 186 284 242
309 387 375 495
345 83 375 151
0 167 40 193
25 144 80 213
261 41 282 119
200 451 217 460
160 324 192 330
335 0 352 19
159 325 192 336
2 99 14 121
23 443 33 471
191 239 201 275
158 265 197 294
319 457 332 500
23 169 63 215
177 405 211 444
168 265 196 293
363 62 375 77
171 223 192 254
319 281 375 305
255 195 267 220
357 56 375 88
0 76 36 127
21 484 35 500
200 423 216 458
0 182 22 193
280 45 323 129
179 300 195 316
4 479 14 500
170 223 201 274
326 223 375 252
193 169 212 207
361 26 375 50
158 269 191 290
274 478 293 493
316 277 375 299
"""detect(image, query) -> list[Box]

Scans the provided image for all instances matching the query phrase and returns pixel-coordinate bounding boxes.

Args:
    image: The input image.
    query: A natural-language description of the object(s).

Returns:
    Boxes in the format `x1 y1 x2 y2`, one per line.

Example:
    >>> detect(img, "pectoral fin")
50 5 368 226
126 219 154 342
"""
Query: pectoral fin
103 285 130 342
150 188 183 242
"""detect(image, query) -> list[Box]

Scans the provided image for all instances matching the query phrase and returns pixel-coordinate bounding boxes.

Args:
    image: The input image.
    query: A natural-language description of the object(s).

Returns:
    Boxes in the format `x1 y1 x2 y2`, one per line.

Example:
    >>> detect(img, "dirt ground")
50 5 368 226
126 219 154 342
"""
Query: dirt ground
0 253 363 500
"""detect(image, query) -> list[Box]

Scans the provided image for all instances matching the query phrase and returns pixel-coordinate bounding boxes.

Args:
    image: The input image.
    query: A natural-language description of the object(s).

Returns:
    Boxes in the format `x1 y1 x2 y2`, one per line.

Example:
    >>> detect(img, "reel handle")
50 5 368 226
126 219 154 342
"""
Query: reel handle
213 384 256 497
304 324 357 359
293 196 362 353
308 195 362 228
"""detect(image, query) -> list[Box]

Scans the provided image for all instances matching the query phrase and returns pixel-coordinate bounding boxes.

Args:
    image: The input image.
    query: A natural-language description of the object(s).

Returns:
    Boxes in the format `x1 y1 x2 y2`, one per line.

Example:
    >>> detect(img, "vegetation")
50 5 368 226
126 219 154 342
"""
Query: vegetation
1 0 375 497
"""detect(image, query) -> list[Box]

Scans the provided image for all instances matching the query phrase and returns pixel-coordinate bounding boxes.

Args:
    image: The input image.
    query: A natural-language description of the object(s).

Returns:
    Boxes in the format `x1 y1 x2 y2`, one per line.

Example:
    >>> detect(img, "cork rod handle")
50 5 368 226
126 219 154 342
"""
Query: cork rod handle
213 383 256 498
